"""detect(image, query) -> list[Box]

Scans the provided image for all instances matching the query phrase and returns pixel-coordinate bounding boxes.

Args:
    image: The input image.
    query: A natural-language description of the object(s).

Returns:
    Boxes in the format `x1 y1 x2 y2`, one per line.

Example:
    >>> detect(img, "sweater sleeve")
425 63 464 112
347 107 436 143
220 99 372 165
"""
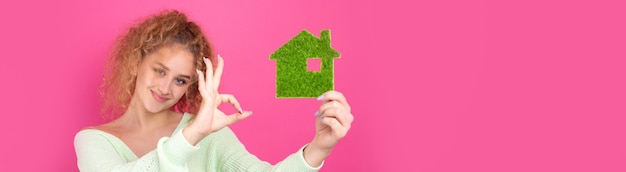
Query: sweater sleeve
214 127 323 172
74 129 199 172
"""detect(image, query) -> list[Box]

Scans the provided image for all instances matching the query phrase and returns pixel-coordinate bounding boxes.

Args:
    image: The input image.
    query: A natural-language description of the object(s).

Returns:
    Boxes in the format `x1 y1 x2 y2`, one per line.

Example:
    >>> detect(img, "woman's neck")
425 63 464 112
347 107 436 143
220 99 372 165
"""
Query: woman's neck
118 97 173 132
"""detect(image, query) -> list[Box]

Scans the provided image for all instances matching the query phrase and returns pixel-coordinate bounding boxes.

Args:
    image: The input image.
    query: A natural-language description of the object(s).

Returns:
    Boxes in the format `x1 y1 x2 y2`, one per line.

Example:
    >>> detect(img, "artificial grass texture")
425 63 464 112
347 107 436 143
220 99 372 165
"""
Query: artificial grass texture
270 30 340 98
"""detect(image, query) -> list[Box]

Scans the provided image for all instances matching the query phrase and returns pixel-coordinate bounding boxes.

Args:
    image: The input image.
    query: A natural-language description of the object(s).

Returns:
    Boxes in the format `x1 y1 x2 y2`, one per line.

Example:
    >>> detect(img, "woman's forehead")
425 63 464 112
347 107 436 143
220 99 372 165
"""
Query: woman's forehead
147 46 196 71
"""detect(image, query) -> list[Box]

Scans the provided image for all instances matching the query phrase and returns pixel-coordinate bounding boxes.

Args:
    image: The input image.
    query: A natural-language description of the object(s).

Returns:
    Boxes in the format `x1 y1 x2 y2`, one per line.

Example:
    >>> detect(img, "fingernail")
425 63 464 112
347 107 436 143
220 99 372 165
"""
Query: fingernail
203 57 209 63
249 111 253 115
316 95 324 101
218 54 222 60
238 108 243 114
314 111 319 116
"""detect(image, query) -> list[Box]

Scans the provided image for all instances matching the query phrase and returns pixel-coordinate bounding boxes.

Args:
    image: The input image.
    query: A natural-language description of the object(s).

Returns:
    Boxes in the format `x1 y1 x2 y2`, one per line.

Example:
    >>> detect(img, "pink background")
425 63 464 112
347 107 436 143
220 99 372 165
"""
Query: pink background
0 0 625 171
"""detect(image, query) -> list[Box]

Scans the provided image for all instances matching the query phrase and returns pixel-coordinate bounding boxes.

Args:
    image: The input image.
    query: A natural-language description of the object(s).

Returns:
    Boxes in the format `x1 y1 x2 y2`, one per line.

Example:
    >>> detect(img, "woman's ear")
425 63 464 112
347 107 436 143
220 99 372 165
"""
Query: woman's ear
130 68 137 77
131 63 140 76
132 54 144 77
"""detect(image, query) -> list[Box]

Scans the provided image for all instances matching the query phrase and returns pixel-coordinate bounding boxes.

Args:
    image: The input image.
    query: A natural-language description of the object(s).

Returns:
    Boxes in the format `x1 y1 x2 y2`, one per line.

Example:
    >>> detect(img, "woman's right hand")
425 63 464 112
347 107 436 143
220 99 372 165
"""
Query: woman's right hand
183 55 253 145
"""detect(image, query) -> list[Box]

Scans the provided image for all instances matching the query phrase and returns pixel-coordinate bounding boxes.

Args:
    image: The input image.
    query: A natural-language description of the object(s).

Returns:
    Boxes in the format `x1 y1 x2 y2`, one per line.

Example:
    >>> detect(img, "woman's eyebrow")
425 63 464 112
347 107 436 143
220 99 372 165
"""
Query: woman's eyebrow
178 74 191 79
155 62 191 79
156 62 170 71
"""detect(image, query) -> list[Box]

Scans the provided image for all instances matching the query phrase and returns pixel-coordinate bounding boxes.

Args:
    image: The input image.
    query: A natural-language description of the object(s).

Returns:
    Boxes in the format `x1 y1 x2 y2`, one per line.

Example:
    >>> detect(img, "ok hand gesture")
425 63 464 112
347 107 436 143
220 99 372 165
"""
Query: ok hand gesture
183 55 253 145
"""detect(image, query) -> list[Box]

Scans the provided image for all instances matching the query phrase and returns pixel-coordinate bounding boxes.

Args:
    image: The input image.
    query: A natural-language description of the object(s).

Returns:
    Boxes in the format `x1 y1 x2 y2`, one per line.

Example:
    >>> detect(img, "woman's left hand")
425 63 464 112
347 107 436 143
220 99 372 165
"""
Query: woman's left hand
304 90 354 166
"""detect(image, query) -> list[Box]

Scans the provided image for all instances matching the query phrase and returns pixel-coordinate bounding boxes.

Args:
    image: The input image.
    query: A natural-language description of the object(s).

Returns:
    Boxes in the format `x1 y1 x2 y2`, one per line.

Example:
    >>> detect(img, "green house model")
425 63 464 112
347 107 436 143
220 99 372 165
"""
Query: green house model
270 30 341 98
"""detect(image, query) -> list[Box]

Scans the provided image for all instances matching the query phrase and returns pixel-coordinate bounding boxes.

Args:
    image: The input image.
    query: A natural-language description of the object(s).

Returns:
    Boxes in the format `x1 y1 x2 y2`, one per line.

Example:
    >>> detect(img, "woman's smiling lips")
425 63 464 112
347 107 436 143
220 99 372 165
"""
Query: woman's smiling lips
151 90 170 102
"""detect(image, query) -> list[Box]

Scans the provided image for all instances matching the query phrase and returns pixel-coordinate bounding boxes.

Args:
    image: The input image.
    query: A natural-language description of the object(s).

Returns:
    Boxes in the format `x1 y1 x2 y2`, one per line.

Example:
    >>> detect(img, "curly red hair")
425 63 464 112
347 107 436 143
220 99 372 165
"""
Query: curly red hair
100 10 215 120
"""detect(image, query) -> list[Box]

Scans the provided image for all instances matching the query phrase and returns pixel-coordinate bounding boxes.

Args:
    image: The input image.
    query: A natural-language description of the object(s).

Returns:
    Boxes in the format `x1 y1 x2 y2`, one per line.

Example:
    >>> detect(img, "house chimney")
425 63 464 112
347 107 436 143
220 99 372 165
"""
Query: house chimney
320 30 331 45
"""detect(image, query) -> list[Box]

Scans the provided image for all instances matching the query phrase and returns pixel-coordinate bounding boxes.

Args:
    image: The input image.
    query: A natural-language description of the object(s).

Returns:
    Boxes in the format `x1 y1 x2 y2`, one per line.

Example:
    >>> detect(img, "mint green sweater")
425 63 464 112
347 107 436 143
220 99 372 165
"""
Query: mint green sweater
74 113 322 172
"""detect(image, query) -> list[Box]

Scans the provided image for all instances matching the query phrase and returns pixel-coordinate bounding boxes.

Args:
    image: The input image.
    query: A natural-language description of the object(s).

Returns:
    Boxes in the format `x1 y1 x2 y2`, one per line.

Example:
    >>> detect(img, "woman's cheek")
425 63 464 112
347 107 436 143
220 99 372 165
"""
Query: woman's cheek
173 86 190 100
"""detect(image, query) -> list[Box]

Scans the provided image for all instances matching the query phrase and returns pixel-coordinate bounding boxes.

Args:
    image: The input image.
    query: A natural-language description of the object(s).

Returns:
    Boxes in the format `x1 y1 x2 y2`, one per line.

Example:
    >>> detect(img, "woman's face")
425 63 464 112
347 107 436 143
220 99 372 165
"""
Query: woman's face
134 45 196 113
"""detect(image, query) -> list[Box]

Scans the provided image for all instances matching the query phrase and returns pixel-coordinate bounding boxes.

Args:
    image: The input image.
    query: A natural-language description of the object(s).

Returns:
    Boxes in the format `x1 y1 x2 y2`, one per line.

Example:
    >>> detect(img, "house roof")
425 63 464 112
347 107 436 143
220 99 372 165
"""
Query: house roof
270 30 340 60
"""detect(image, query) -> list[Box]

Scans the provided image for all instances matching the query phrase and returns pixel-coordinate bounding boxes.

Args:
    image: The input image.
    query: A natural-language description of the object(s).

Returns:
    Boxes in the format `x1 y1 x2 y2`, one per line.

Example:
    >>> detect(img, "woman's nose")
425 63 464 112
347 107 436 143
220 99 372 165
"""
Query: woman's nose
157 78 172 95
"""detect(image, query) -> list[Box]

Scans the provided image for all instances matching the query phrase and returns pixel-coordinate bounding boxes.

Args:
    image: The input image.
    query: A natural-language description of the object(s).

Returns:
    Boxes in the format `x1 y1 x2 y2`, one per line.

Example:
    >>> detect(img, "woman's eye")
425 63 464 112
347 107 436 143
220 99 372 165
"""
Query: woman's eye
154 68 165 75
175 78 186 85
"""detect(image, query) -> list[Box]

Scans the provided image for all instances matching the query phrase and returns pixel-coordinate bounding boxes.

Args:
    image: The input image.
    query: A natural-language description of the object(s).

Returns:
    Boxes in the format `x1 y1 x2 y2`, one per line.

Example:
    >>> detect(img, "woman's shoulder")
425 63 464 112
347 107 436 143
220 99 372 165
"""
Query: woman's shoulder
77 120 123 139
74 124 120 147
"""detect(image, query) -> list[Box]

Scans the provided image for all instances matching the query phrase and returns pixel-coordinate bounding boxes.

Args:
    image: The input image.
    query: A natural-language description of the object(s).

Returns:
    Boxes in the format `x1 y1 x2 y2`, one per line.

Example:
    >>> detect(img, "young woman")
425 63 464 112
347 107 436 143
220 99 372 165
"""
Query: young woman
74 10 354 171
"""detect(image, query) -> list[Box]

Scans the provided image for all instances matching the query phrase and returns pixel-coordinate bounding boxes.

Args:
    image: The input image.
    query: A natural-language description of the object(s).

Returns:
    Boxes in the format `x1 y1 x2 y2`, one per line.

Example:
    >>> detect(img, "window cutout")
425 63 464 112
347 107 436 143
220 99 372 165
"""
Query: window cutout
307 58 321 72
